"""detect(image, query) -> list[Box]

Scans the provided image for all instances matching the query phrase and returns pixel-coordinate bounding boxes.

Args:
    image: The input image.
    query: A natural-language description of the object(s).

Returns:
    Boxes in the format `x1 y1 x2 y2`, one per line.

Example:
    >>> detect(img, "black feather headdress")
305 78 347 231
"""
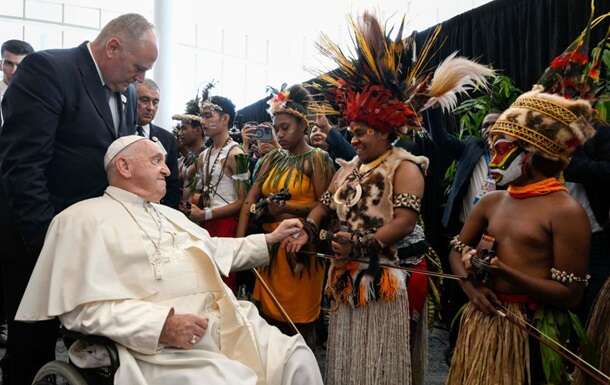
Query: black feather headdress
311 12 493 135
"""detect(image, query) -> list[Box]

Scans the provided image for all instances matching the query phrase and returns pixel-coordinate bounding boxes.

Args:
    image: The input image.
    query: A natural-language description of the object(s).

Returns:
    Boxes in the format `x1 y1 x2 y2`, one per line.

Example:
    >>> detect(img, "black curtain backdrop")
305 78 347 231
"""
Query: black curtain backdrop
235 0 610 254
416 0 610 91
238 0 610 121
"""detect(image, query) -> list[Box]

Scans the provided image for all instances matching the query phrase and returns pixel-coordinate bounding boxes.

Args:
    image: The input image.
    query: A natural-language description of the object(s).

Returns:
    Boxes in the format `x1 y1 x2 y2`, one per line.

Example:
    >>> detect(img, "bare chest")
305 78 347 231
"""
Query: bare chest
486 198 553 261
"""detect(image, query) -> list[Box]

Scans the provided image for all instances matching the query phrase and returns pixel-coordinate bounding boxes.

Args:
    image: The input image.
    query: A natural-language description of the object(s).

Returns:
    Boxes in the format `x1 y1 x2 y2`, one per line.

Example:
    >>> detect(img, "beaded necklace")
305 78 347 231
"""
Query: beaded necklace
201 136 231 208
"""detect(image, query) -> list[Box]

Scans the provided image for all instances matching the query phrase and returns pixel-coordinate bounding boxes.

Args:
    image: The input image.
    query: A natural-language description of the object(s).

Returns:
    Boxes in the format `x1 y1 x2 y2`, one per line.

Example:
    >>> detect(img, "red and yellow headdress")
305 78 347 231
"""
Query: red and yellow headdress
266 83 312 124
311 12 494 136
490 1 610 164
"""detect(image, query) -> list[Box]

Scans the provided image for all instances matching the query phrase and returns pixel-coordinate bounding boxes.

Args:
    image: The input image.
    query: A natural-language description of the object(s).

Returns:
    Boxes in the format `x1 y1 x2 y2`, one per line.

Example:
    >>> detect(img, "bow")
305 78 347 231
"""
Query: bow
297 250 466 281
299 250 610 385
495 304 610 385
251 267 300 335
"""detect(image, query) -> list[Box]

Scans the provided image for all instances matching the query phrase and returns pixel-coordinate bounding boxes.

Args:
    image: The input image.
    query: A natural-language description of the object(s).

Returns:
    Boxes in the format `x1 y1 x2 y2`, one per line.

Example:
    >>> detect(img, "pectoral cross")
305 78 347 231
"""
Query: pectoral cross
151 251 171 280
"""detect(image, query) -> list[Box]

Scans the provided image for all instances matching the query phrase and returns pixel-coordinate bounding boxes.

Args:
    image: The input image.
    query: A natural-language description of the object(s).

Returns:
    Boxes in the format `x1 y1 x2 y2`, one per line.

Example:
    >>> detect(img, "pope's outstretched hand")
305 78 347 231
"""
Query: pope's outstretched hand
265 218 303 245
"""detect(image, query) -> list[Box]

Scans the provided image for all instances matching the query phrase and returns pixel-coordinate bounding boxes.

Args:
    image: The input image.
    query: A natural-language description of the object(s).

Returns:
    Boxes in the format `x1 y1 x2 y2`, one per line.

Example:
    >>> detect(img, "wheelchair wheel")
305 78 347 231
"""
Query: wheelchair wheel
32 360 88 385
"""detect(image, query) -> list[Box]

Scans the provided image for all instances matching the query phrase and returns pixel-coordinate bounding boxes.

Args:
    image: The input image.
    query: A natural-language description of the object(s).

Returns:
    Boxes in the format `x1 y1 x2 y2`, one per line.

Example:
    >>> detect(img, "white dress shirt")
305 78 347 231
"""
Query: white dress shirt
86 42 120 132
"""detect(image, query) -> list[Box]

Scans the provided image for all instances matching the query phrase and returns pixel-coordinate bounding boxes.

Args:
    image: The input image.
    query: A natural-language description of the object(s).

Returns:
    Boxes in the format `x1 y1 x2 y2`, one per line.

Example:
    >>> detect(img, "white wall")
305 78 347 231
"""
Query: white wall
0 0 492 126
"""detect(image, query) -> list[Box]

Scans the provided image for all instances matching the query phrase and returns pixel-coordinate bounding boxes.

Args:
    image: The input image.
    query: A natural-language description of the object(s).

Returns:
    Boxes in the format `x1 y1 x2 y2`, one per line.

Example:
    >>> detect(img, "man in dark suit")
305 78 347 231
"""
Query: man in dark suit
0 13 157 384
135 79 180 209
427 111 499 359
430 113 500 235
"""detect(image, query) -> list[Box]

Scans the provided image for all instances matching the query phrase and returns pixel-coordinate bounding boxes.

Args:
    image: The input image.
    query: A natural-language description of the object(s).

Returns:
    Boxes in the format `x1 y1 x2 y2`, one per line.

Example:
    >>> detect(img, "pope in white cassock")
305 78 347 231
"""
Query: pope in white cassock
16 135 324 385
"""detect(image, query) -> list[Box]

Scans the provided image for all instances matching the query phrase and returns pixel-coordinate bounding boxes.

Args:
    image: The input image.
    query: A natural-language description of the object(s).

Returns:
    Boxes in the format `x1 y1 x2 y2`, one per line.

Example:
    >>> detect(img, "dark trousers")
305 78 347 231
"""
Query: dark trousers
0 225 58 385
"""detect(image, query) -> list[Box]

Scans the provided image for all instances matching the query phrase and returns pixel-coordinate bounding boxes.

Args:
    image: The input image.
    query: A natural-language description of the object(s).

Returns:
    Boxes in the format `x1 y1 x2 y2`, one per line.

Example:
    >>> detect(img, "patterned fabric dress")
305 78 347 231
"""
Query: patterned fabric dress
252 148 335 331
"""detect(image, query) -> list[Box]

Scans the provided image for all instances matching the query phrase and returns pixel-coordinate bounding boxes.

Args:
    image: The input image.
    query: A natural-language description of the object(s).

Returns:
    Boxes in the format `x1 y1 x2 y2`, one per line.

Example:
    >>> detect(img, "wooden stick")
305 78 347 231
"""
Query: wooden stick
252 268 300 335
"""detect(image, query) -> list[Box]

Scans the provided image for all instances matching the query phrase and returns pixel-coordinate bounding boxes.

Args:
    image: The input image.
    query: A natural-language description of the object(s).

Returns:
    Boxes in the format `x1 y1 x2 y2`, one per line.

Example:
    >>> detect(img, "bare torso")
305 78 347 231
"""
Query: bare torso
483 191 574 293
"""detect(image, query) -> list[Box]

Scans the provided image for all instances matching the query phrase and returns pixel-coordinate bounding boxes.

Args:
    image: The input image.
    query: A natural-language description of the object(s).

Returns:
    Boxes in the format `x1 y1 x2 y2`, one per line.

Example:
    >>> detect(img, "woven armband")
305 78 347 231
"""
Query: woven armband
320 191 333 208
393 193 421 213
450 236 472 254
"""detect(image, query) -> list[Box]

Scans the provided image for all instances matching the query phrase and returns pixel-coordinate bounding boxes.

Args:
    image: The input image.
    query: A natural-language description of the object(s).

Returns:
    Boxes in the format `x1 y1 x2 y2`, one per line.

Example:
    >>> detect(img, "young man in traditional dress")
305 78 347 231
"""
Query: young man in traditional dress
188 95 247 291
16 135 323 385
447 87 595 385
286 12 492 385
173 111 205 212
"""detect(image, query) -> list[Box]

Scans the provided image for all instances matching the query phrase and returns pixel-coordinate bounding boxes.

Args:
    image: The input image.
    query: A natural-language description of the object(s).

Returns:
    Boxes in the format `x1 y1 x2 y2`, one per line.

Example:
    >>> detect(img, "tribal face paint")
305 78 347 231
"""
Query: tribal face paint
489 138 526 186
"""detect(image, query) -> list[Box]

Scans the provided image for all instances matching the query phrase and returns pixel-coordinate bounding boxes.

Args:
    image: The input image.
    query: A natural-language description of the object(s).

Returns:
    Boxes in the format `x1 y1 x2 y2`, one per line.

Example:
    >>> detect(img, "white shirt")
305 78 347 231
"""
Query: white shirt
198 141 238 209
86 42 120 132
566 182 602 233
460 155 495 223
0 80 7 124
0 79 7 101
137 123 151 138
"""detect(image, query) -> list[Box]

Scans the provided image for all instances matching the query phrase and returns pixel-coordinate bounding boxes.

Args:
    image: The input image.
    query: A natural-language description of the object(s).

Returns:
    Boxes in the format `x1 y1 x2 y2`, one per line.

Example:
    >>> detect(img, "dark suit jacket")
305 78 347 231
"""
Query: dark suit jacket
149 123 180 209
326 128 356 162
0 42 137 255
564 124 610 229
428 121 486 232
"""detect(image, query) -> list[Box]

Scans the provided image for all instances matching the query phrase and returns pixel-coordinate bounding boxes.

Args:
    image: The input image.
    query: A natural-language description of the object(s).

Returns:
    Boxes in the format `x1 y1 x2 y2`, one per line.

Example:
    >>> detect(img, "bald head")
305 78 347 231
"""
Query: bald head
107 139 170 203
95 14 154 45
91 13 158 92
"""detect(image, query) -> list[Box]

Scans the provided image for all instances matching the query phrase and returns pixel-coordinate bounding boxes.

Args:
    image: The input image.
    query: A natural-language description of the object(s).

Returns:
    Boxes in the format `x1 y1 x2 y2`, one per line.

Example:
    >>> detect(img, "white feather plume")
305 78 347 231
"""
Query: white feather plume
422 52 494 112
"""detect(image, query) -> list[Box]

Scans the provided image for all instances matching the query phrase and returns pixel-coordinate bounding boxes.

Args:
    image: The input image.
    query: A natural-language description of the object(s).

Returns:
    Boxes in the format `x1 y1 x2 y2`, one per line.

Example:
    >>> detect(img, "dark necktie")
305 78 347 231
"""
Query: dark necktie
136 125 145 137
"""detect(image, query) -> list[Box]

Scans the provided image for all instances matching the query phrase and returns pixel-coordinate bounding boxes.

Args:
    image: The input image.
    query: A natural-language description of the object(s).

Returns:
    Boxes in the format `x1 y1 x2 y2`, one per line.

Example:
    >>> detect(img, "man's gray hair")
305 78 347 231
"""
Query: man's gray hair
96 13 154 45
138 78 160 93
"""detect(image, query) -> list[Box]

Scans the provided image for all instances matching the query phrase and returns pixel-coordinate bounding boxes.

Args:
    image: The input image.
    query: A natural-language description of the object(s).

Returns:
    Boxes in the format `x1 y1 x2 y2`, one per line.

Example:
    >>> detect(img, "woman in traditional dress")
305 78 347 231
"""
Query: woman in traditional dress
236 84 335 347
285 12 492 385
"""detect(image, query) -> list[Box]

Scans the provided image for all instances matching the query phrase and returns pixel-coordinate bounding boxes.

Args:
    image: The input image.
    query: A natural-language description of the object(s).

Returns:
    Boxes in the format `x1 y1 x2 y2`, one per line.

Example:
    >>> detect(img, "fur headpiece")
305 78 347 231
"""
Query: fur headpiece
311 12 494 135
266 83 312 123
490 86 595 164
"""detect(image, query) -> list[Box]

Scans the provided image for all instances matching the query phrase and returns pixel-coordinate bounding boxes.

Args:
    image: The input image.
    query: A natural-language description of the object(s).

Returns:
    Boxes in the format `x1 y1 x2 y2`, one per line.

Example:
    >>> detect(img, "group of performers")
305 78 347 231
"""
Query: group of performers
167 11 610 385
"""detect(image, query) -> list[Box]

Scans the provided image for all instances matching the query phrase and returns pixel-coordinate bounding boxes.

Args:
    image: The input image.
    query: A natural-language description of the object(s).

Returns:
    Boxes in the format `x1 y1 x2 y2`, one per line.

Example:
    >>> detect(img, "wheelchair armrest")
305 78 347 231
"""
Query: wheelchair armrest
59 327 120 375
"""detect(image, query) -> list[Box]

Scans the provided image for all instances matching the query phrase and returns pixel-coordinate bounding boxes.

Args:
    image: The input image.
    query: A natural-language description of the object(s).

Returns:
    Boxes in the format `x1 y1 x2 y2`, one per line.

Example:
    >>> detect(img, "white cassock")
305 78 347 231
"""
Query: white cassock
16 186 323 385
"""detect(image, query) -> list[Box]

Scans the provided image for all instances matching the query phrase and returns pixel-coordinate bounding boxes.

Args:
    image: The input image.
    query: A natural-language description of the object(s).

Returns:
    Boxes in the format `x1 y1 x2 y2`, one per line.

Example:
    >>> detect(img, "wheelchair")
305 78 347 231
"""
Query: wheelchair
32 328 120 385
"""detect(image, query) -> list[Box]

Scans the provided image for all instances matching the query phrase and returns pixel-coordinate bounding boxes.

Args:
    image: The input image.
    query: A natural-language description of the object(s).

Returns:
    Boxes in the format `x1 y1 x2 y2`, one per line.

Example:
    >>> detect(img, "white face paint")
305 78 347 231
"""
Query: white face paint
492 151 525 186
489 137 526 186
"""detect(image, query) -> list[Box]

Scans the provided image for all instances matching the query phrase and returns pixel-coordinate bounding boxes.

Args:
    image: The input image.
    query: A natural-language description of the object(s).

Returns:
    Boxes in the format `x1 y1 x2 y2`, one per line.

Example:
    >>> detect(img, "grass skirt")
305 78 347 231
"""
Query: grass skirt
573 277 610 385
446 303 530 385
325 292 411 385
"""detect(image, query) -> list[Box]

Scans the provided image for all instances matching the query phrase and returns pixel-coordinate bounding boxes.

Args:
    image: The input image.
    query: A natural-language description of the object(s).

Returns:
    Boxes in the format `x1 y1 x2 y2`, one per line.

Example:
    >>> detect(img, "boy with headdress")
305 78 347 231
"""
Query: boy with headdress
447 10 610 383
286 12 493 385
173 96 206 212
447 87 594 385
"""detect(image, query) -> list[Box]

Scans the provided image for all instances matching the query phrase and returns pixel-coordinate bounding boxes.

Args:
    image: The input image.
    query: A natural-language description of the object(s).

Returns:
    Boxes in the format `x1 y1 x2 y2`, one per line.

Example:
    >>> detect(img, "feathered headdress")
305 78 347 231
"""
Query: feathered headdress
488 1 610 165
266 83 312 123
537 0 610 122
311 12 494 135
198 80 225 113
172 81 216 124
